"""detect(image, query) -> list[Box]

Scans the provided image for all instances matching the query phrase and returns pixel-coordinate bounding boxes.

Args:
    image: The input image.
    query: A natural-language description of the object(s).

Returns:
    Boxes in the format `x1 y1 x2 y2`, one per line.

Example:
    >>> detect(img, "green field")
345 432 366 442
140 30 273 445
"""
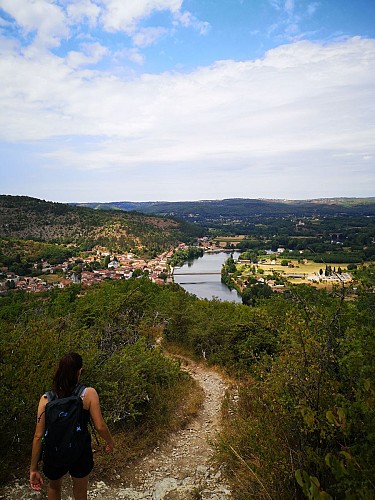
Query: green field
237 258 355 284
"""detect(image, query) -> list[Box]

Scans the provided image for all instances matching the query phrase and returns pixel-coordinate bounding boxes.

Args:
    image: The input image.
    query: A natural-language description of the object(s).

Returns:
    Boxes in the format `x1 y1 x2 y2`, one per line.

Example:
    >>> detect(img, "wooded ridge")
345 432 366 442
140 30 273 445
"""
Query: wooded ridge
72 197 375 219
0 195 203 257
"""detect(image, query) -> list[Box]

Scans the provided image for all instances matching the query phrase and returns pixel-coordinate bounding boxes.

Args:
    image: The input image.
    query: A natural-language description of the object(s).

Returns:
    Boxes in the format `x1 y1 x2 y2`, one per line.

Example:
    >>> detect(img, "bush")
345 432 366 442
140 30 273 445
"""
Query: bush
215 286 375 499
0 279 185 484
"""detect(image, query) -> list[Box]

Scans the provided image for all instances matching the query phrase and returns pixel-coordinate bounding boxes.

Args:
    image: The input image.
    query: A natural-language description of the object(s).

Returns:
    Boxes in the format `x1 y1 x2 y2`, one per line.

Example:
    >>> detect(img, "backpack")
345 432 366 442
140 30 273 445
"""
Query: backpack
42 383 88 468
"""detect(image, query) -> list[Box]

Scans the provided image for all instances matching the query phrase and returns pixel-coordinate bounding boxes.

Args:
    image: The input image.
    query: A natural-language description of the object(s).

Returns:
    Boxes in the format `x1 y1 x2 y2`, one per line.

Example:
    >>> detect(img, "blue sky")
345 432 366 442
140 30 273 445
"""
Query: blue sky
0 0 374 202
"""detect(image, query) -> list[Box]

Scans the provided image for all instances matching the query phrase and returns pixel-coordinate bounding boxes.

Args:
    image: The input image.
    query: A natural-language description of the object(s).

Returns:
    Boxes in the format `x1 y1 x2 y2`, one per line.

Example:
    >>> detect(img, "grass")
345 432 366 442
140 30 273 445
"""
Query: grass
38 273 63 284
239 258 355 285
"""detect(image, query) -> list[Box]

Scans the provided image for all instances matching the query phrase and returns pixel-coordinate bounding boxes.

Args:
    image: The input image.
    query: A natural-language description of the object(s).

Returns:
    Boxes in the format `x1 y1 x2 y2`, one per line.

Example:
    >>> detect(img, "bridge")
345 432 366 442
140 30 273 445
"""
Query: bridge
173 271 221 276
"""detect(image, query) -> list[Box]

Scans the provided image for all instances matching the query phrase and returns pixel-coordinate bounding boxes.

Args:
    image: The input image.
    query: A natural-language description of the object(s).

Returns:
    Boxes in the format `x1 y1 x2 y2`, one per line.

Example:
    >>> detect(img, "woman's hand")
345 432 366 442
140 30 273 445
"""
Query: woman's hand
105 440 114 452
30 470 44 491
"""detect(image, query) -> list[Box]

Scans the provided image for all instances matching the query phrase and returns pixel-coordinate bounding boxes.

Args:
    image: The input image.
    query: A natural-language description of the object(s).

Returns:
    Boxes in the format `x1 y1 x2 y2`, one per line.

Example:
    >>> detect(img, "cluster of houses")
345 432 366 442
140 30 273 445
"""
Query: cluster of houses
0 245 190 294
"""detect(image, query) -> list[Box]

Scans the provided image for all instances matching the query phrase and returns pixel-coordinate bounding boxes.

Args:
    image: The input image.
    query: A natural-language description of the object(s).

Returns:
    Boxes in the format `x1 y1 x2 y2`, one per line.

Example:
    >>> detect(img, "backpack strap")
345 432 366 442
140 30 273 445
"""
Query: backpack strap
74 384 100 446
37 391 55 423
45 384 85 402
72 383 86 398
45 390 56 402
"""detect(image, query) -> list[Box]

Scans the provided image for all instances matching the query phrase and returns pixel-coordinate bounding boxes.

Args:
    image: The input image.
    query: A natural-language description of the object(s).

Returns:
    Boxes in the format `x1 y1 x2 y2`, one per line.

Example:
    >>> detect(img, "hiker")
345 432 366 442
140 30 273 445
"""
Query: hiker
29 352 115 499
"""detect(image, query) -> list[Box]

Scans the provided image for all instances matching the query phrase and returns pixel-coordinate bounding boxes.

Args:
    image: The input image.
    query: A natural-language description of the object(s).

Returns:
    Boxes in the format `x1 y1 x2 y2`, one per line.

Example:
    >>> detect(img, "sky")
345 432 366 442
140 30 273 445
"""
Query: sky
0 0 374 203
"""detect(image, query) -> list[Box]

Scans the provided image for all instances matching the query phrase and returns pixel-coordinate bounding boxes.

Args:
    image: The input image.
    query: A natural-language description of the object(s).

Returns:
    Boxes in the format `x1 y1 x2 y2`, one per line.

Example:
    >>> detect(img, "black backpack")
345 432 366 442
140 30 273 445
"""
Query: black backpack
43 383 88 468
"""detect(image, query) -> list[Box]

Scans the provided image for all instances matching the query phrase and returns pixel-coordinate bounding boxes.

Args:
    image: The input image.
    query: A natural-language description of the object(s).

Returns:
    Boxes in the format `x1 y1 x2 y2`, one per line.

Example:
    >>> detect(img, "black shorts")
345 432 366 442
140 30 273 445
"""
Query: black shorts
43 436 94 480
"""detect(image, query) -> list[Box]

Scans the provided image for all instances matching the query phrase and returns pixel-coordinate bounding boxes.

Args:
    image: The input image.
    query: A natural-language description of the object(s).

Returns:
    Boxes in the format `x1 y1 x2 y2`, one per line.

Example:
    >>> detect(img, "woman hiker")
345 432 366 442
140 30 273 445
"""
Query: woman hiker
30 352 115 499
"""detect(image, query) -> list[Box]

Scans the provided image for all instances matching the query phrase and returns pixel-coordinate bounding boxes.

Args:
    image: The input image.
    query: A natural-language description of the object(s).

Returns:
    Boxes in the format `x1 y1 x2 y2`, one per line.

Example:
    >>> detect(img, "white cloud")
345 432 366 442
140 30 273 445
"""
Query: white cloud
0 36 374 199
268 0 322 43
0 0 68 48
0 0 209 57
66 0 101 27
66 42 108 68
113 47 145 65
173 10 210 35
132 26 167 47
100 0 183 33
98 0 209 45
0 38 375 148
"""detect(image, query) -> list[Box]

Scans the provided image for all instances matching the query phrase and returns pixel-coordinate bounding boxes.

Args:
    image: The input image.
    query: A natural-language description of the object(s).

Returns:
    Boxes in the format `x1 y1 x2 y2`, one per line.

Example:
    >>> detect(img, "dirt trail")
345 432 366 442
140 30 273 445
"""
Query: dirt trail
0 358 231 500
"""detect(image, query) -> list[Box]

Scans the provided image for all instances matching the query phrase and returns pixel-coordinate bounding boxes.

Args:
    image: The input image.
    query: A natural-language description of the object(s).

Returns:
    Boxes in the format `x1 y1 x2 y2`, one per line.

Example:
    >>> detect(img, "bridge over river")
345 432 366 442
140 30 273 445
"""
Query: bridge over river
173 271 221 276
172 251 242 303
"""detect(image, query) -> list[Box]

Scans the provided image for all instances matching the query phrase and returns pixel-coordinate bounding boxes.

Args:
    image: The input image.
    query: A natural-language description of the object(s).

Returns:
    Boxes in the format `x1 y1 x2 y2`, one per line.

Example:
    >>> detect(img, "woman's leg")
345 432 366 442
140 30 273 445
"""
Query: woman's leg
47 477 63 500
72 474 89 500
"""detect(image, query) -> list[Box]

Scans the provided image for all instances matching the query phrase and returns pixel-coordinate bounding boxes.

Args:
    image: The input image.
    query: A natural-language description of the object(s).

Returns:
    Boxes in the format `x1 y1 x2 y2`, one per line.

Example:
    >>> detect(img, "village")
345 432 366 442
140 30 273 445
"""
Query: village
0 237 355 296
0 245 184 294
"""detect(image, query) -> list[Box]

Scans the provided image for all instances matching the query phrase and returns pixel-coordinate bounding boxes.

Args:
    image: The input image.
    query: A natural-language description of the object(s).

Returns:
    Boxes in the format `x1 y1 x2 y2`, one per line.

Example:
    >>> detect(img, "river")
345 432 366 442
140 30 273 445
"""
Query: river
173 251 242 303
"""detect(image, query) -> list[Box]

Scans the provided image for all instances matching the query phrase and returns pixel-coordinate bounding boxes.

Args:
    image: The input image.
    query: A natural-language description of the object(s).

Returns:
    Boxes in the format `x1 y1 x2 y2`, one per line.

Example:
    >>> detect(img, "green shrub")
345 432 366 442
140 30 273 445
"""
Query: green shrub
0 280 184 484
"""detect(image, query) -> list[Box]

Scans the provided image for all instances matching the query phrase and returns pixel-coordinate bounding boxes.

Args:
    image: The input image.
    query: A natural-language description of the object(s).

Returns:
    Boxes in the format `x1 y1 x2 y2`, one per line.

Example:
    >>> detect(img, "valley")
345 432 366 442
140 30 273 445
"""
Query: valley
0 195 374 499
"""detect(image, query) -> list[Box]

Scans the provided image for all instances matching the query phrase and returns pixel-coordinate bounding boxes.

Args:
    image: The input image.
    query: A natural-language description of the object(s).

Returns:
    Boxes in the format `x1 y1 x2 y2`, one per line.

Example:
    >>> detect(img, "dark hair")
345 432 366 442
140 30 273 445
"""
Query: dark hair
52 351 83 398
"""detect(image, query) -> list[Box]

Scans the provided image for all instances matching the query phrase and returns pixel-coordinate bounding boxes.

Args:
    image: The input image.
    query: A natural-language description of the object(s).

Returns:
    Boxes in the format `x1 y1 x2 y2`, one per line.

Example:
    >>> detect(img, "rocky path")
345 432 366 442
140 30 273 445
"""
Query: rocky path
0 358 231 500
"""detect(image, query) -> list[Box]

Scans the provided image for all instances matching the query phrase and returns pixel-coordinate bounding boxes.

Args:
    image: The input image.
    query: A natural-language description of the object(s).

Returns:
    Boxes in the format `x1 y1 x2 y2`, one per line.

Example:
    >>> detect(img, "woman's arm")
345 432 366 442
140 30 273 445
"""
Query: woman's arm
85 387 114 451
30 395 47 491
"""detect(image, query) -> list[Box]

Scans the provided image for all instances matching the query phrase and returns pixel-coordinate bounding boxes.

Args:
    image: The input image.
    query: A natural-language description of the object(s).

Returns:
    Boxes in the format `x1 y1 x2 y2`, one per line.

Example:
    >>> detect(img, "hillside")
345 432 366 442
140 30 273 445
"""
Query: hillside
1 271 374 498
0 195 203 256
72 197 375 220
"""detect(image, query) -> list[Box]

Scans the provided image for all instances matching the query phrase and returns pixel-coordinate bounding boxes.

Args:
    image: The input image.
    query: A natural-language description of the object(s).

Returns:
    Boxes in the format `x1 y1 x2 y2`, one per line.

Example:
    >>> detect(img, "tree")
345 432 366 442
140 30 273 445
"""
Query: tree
242 283 273 306
131 268 143 278
224 256 236 273
5 279 15 289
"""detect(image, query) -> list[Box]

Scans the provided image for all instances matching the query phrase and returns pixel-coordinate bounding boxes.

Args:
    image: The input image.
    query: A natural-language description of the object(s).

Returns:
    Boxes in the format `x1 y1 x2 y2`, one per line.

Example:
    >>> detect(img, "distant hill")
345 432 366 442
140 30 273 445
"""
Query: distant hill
72 197 375 220
0 195 203 255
